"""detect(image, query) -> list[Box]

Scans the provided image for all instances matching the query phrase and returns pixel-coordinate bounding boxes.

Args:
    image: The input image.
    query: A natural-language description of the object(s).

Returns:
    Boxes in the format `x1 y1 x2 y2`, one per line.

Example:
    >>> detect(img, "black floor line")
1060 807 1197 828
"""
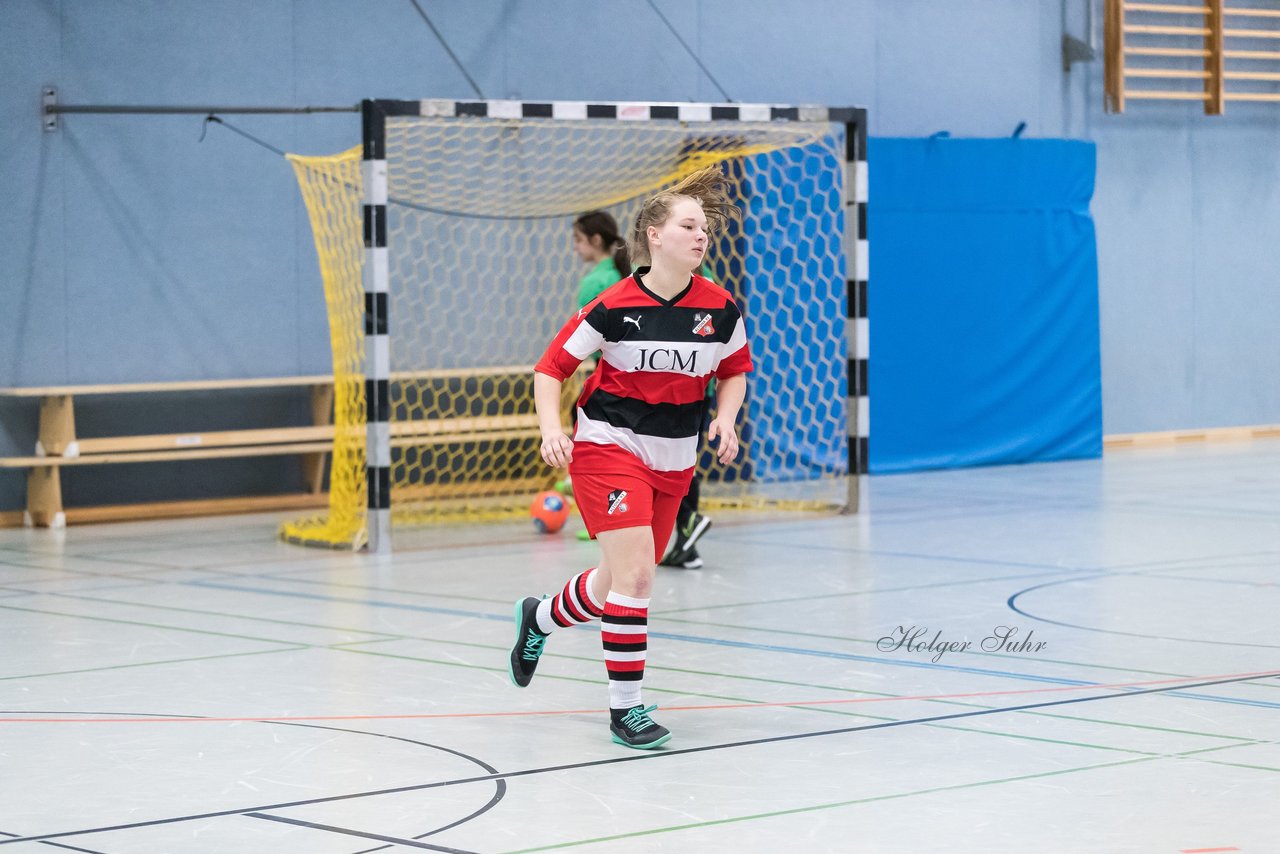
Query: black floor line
245 813 481 853
2 670 1274 848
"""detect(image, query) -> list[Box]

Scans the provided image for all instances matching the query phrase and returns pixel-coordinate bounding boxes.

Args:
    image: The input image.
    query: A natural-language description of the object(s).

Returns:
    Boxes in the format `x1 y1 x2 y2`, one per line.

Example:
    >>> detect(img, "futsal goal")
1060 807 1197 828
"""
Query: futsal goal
282 99 868 552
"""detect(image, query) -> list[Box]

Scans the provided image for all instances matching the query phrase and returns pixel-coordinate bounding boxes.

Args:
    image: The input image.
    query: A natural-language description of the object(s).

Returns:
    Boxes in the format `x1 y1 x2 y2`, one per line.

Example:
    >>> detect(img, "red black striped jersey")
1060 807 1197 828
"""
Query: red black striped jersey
535 267 753 493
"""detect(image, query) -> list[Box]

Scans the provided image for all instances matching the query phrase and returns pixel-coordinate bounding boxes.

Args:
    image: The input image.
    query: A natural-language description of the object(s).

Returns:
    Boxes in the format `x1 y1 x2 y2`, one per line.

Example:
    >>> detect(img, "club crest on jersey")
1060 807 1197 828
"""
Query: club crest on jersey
692 312 715 337
607 489 629 515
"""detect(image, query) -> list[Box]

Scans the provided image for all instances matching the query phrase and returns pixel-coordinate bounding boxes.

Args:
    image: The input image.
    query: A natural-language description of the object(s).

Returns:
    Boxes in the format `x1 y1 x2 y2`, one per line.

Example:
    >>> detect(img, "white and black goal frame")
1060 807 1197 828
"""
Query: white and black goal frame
359 98 869 554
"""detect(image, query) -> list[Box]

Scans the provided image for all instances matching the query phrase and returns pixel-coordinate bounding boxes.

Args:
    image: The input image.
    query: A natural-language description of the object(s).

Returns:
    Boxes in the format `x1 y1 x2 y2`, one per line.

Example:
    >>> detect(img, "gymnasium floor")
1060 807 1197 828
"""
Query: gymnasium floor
2 441 1278 853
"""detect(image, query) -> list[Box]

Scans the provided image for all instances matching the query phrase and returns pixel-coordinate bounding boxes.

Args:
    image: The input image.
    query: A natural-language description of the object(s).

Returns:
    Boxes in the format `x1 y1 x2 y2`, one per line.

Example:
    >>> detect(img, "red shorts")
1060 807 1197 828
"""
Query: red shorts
570 471 682 563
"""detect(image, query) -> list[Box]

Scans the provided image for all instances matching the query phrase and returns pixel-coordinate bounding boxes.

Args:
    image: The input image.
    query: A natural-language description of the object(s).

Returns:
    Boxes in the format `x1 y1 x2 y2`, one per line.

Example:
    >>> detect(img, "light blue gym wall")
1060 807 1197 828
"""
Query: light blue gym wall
3 0 1279 512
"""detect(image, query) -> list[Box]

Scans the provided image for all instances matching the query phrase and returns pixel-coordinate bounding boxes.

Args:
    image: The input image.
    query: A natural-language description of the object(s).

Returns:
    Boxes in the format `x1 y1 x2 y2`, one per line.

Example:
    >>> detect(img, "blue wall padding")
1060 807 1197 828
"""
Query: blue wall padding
869 138 1101 473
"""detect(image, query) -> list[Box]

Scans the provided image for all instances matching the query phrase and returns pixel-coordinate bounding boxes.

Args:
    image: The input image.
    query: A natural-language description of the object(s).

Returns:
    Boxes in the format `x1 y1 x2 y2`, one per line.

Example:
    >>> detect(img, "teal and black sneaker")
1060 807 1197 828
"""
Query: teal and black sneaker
508 597 547 688
609 704 672 749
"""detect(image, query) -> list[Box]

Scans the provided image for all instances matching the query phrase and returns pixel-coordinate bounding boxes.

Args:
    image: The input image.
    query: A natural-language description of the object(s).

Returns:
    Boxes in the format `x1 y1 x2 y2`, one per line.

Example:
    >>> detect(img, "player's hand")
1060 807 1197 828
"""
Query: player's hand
540 431 574 468
707 417 740 465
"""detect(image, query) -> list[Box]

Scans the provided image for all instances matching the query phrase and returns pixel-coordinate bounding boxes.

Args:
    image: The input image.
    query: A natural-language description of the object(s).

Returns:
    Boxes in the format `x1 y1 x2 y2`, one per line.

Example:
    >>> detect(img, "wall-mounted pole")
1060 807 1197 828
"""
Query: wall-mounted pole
1206 0 1225 115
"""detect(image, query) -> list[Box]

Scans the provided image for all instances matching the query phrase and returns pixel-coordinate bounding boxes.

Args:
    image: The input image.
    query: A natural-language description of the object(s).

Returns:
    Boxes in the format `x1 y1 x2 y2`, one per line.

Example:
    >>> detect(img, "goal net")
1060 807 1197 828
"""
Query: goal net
282 100 858 550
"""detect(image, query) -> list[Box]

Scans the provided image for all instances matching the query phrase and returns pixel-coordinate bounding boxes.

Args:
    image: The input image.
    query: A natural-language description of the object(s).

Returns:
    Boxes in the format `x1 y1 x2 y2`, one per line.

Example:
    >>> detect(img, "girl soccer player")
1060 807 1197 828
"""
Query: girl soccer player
567 210 711 564
509 166 752 749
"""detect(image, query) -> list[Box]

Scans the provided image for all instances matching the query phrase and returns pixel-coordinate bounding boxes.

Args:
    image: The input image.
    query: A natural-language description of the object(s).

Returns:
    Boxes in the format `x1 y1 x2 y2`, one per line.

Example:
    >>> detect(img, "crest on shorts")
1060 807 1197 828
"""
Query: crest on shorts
607 489 630 515
692 312 715 337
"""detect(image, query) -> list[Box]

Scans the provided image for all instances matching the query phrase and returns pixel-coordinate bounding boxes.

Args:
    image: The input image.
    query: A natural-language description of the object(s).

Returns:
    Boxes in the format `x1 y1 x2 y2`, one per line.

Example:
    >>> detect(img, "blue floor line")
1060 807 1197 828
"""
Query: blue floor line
185 579 1280 710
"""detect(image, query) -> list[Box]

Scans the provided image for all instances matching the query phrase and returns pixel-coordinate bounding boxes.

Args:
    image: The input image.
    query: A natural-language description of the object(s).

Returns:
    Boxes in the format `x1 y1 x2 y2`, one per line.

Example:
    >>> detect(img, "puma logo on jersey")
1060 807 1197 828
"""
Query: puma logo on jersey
622 315 642 331
692 313 715 337
607 489 629 515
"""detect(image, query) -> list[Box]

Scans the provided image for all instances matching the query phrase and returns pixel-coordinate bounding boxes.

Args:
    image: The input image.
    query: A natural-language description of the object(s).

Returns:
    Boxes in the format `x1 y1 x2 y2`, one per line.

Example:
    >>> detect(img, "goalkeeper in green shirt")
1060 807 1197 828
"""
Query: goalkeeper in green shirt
572 210 631 305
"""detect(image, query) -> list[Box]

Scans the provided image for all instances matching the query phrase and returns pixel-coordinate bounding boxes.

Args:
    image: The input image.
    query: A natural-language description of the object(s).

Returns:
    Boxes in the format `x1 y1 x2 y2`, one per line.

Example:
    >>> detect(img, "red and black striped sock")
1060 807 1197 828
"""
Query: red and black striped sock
601 591 649 710
534 568 603 634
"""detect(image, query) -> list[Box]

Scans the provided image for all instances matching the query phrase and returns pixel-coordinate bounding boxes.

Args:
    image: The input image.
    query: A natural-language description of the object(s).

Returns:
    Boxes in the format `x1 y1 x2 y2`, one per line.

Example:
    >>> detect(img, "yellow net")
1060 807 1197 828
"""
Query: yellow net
282 116 850 549
280 148 367 548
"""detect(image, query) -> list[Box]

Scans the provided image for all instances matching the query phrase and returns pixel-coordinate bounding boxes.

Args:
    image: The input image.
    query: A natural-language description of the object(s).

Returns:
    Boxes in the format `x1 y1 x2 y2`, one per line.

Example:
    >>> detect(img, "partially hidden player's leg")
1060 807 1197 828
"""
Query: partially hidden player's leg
596 524 671 749
660 475 711 569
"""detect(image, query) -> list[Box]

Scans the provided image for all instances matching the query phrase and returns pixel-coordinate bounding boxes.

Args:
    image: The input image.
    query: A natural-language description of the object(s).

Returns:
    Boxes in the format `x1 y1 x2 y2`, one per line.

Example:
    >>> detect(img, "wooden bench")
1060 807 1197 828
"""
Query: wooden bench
0 369 552 528
0 376 336 528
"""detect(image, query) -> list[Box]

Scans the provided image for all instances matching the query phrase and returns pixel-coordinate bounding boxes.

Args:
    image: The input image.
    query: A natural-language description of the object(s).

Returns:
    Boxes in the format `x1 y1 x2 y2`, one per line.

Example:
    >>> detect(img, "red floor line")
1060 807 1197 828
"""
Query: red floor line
1180 847 1241 853
2 668 1278 725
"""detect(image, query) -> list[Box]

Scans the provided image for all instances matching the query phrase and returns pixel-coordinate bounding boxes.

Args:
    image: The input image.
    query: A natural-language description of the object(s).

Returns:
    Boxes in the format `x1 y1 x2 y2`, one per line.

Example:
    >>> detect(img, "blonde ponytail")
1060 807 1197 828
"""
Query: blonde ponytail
628 166 742 265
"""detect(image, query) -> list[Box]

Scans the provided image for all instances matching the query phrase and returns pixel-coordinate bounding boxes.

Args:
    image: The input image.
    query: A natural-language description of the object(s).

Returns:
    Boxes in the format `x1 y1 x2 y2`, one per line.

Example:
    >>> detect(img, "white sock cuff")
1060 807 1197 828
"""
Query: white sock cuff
582 568 604 610
534 597 556 634
609 682 643 710
605 591 650 610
